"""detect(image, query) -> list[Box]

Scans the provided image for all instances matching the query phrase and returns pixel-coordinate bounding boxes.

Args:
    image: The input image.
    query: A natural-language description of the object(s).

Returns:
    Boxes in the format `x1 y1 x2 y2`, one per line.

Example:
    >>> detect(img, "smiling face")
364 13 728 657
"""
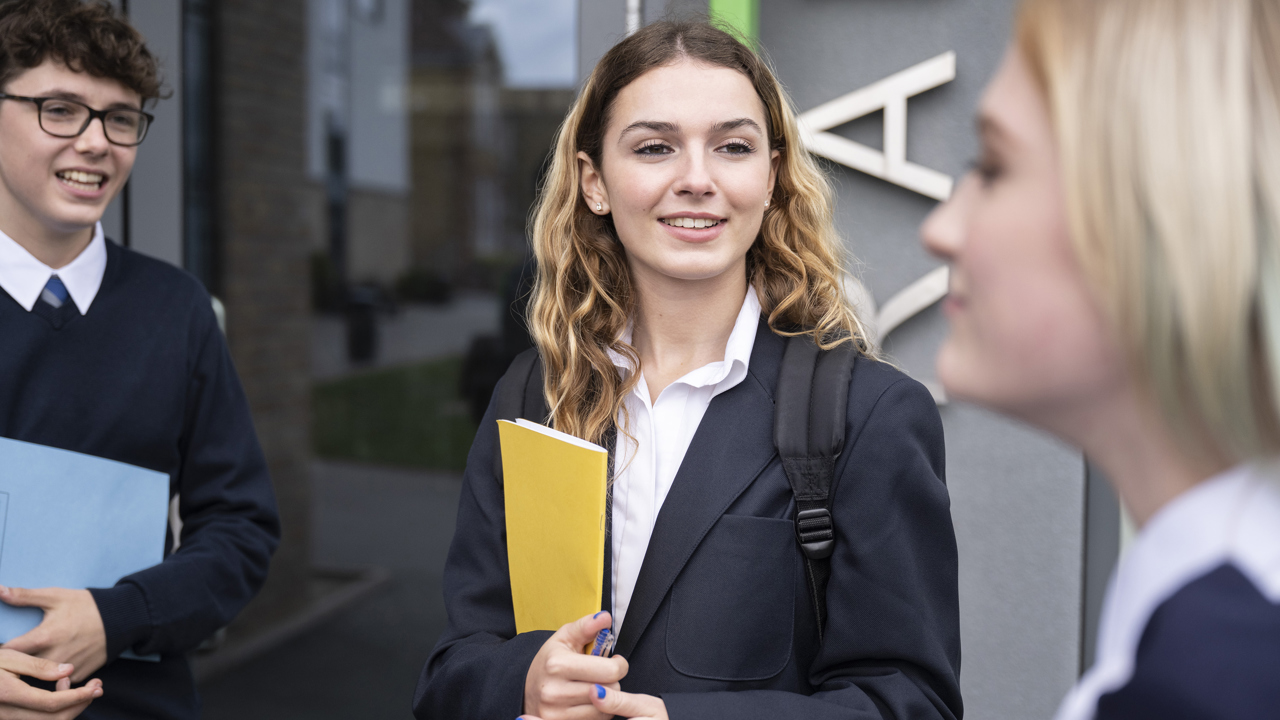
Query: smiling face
0 60 140 252
920 49 1127 432
578 59 779 295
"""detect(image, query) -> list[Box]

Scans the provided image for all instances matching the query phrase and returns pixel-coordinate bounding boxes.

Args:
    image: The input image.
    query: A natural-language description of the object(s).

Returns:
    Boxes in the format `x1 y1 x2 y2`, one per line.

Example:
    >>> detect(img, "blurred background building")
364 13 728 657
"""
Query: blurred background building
106 1 1123 718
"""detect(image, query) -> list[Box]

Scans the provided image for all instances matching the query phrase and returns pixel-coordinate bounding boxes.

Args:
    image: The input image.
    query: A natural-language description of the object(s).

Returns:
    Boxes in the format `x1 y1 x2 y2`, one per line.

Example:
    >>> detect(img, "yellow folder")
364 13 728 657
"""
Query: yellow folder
498 418 608 634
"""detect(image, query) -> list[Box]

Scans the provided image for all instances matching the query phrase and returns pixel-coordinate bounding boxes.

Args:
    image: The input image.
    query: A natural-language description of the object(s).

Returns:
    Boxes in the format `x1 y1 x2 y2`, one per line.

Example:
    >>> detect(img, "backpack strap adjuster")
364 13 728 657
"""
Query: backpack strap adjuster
796 507 834 559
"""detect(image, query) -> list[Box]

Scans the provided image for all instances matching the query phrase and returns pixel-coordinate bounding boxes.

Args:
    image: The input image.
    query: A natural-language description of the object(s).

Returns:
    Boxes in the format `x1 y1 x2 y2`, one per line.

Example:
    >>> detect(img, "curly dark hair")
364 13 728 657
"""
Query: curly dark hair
0 0 161 102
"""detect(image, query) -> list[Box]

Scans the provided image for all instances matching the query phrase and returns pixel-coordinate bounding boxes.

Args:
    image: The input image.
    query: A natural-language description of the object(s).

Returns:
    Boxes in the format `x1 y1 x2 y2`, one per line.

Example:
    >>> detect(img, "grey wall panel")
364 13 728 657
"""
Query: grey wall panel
126 0 184 267
578 0 627 84
945 404 1085 719
646 0 709 24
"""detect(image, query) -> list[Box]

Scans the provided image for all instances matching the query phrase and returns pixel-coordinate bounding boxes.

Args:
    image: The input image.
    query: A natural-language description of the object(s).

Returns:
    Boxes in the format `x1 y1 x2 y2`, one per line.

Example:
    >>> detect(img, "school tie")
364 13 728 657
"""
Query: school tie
40 275 69 309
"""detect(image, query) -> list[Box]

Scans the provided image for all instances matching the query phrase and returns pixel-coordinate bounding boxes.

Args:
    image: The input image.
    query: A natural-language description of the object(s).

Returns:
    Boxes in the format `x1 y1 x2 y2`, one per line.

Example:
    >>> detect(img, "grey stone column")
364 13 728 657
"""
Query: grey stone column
215 0 319 623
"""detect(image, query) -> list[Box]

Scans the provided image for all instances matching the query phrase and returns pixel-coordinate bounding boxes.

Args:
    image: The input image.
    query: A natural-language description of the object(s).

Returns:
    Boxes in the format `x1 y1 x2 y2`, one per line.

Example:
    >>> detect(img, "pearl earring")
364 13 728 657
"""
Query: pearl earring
596 202 602 212
765 199 771 208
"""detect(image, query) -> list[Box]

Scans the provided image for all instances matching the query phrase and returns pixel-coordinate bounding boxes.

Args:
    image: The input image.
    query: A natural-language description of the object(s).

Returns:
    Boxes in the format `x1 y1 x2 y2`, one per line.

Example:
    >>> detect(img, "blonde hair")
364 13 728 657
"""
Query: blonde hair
1017 0 1280 462
528 20 870 444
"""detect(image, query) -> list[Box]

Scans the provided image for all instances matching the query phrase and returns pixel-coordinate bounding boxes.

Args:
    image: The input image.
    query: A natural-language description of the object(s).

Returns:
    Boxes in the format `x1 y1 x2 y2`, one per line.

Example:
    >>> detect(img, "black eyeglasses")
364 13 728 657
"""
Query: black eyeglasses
0 93 154 146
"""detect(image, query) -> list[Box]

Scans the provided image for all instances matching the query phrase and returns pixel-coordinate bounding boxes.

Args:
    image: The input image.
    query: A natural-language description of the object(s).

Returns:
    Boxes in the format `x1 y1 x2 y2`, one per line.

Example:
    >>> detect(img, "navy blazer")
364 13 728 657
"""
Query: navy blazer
1094 563 1280 720
414 324 962 720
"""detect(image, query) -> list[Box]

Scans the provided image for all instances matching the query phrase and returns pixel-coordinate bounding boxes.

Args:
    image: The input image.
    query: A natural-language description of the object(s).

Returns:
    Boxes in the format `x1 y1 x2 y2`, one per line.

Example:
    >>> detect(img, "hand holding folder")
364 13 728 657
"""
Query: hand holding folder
0 437 168 662
497 419 608 635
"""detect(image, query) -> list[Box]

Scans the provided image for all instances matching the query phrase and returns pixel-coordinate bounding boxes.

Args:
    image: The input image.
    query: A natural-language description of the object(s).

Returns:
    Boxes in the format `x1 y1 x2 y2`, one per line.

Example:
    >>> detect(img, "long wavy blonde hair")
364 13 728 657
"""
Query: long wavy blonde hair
528 20 870 445
1017 0 1280 462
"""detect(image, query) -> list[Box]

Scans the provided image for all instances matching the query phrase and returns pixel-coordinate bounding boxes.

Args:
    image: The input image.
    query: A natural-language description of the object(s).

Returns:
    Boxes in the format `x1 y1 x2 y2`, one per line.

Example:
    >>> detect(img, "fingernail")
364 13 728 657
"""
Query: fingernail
93 687 103 697
58 663 72 673
595 684 606 700
593 611 604 618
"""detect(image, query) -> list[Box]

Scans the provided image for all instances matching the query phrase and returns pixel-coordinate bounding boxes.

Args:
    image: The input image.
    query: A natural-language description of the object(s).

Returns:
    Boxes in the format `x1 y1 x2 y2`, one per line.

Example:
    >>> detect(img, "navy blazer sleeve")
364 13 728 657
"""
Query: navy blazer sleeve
414 368 553 719
89 300 281 660
661 375 961 720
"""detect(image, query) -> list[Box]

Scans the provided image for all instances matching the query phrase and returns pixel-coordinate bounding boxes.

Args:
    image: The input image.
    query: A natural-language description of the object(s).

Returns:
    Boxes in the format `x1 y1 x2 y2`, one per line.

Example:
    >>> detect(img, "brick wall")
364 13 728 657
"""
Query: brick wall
215 0 318 620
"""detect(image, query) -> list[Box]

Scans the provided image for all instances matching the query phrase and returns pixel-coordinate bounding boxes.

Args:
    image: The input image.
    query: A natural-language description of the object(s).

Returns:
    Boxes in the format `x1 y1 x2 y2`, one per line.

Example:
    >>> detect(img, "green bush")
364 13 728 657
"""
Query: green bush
312 356 477 471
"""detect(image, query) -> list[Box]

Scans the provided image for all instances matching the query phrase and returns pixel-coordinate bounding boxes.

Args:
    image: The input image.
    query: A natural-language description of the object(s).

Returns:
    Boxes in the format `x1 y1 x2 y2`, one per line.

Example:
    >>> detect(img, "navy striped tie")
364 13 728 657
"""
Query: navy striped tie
40 276 69 309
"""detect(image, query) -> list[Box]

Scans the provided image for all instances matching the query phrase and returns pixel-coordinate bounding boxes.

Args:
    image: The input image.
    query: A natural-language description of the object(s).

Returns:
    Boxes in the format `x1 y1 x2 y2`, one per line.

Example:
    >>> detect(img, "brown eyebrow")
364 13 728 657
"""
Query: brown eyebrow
711 118 763 135
44 89 141 112
617 117 764 144
618 120 679 140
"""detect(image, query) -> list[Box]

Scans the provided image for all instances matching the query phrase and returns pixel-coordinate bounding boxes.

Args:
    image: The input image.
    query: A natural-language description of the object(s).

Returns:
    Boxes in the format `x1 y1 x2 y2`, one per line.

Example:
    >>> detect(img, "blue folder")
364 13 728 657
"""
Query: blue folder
0 437 168 644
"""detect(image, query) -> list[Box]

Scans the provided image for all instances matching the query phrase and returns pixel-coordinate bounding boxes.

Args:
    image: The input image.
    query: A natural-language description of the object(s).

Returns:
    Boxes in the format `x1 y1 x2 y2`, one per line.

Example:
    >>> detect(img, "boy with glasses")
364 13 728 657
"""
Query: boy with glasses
0 1 280 717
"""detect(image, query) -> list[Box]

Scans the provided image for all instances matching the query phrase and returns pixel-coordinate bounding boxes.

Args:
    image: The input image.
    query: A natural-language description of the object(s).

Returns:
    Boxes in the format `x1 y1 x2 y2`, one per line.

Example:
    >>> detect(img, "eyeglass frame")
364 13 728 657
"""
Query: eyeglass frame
0 93 155 147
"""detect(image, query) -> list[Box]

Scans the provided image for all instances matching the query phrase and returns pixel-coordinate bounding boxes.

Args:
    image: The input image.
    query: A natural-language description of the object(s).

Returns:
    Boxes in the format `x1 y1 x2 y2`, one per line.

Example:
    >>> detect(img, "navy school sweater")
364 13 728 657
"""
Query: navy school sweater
0 239 280 719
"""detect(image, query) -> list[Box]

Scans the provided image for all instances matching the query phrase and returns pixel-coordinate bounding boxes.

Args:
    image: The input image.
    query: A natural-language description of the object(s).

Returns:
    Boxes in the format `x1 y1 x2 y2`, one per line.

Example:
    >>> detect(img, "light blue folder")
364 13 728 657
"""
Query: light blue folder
0 436 168 645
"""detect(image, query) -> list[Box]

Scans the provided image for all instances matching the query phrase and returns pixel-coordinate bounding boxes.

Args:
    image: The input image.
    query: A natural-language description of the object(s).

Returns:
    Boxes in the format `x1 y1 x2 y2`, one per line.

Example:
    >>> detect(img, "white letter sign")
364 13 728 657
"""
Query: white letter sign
799 52 956 201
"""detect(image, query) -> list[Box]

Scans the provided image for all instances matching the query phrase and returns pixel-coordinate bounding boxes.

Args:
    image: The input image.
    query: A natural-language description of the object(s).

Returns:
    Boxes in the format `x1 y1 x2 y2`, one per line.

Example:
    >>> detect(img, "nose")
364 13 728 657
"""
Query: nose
920 173 973 262
72 116 111 156
672 149 715 198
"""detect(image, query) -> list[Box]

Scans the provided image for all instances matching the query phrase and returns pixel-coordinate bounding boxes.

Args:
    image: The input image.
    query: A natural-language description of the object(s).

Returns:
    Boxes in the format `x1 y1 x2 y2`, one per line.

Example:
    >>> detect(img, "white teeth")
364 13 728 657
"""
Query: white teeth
58 170 104 186
662 217 721 229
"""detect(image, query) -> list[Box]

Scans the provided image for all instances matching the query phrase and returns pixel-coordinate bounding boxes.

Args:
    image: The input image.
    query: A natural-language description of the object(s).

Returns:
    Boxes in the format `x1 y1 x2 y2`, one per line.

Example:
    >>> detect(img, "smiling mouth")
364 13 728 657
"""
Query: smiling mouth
660 217 723 229
57 170 106 192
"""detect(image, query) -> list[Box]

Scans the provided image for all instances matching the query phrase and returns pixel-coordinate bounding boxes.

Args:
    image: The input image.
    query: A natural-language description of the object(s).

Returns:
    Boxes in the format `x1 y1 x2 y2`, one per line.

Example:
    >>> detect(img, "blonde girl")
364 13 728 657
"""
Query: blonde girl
923 1 1280 718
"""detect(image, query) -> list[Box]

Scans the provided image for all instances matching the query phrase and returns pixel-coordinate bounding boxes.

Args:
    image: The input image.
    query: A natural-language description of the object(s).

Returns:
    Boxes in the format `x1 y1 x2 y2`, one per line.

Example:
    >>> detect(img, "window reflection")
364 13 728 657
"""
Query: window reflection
197 1 576 714
310 0 575 471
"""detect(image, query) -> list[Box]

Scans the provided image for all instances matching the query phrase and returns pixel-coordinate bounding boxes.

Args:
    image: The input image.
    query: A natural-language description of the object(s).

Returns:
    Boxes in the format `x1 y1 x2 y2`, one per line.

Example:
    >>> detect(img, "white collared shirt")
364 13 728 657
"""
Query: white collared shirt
1055 463 1280 720
0 223 107 314
606 286 761 633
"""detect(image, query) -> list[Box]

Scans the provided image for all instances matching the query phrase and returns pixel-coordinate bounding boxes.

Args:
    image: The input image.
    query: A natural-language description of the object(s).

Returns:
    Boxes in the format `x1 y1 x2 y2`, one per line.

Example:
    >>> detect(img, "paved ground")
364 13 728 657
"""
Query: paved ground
312 295 501 380
198 461 462 719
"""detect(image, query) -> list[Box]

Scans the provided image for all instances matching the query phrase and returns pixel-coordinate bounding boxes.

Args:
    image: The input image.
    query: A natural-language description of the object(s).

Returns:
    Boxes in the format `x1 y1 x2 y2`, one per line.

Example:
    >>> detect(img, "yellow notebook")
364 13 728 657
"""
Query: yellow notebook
498 418 608 634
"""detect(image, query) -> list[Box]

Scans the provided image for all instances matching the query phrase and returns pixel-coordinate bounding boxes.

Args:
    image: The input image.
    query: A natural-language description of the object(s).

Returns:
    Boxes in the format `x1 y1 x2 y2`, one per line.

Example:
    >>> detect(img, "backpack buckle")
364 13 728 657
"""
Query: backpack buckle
796 507 834 560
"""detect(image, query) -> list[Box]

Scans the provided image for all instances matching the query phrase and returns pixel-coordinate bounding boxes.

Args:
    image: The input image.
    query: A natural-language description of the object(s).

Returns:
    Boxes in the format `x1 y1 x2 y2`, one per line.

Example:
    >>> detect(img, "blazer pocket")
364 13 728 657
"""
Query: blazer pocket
666 514 795 681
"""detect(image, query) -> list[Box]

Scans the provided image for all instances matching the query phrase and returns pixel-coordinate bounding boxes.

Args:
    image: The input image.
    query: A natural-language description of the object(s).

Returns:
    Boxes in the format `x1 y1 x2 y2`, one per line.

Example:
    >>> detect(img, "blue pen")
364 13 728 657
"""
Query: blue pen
589 627 616 657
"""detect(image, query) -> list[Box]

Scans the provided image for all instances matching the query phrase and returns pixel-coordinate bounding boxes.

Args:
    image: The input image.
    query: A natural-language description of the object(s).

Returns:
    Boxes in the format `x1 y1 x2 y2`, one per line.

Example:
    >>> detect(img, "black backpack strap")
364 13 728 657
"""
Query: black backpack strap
491 348 549 480
774 334 857 639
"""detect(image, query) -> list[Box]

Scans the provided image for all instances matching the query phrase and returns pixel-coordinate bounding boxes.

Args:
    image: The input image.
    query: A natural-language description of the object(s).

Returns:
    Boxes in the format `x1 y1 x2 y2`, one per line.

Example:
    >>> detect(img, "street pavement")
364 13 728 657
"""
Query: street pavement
199 461 462 719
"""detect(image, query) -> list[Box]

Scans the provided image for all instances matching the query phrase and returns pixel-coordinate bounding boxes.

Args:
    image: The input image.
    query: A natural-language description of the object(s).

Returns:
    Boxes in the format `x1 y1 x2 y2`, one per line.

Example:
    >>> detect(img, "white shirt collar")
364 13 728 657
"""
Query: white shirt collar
608 285 761 396
1055 463 1280 720
0 223 106 314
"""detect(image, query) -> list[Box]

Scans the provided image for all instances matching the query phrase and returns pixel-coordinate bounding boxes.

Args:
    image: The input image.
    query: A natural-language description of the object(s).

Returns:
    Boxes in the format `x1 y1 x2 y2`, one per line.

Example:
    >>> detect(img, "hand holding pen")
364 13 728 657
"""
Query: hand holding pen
522 611 626 720
520 610 669 720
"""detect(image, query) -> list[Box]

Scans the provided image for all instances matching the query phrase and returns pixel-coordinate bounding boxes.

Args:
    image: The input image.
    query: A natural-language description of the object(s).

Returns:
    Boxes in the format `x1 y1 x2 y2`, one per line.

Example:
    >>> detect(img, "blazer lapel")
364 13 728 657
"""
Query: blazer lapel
614 325 783 657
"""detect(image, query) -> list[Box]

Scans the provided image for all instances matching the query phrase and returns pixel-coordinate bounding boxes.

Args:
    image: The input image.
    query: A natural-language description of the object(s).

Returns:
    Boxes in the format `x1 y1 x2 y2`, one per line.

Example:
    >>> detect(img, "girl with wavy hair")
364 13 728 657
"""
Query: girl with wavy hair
923 0 1280 718
417 19 962 720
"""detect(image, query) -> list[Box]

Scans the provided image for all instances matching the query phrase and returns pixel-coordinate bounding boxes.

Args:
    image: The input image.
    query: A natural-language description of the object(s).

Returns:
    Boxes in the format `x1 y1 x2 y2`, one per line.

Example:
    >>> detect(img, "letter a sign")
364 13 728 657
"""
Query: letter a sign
798 52 956 201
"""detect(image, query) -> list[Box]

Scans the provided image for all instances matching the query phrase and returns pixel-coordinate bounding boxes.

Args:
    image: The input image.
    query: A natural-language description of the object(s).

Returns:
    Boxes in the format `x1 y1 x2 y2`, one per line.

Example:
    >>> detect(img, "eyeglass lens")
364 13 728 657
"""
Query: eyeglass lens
39 99 149 145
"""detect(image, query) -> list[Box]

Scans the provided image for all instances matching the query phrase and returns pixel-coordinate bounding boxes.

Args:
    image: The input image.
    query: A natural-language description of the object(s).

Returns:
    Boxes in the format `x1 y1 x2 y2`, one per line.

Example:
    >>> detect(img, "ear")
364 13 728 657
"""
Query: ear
767 148 781 200
578 151 610 214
